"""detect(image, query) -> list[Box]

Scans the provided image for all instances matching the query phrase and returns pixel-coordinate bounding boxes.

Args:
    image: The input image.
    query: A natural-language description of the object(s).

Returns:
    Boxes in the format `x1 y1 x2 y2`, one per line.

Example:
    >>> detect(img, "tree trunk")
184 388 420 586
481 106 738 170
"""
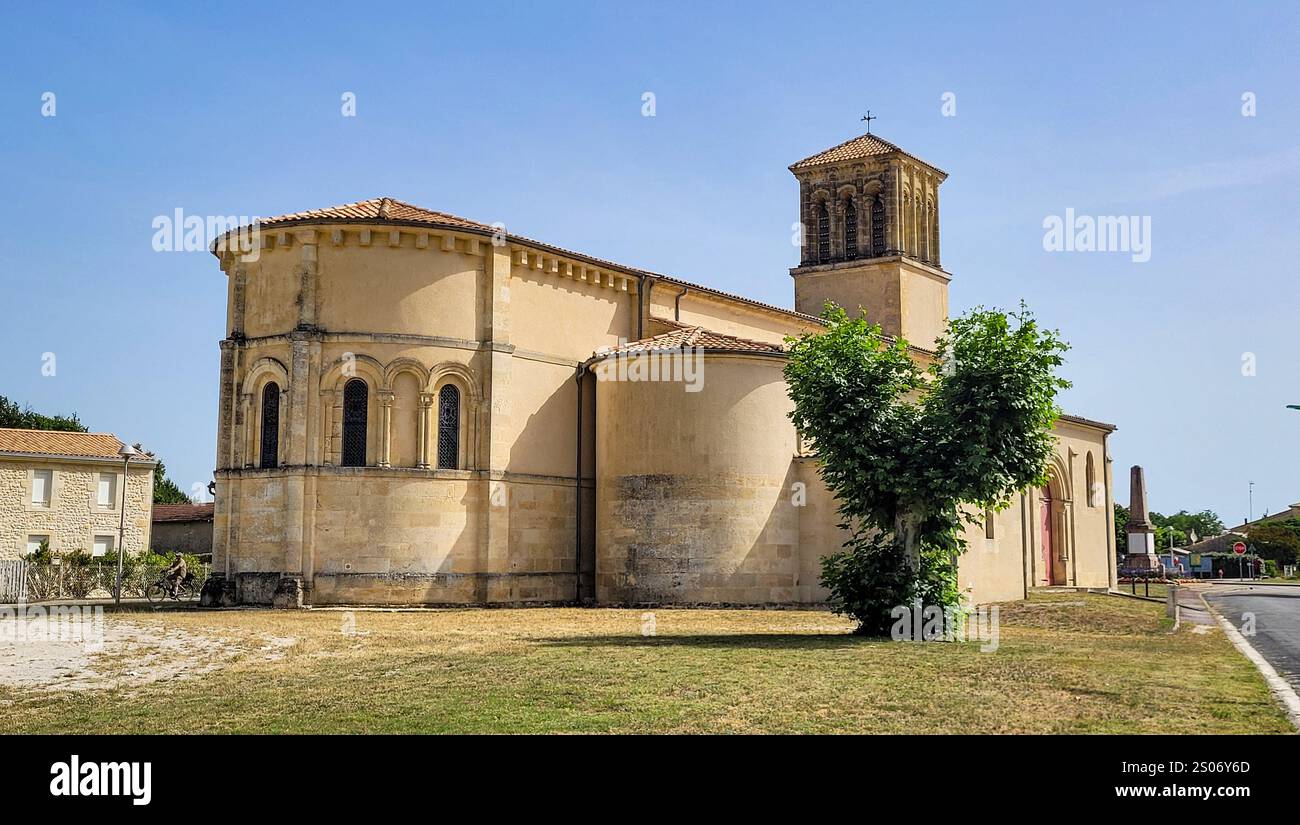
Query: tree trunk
894 508 923 574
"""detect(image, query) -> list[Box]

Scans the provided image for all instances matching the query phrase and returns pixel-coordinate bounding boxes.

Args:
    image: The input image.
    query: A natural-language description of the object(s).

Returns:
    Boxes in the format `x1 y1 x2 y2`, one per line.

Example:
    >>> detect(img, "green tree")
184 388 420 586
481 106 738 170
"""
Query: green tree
151 460 191 504
0 394 86 431
785 302 1070 634
1246 524 1300 566
1151 509 1224 546
1114 503 1129 556
1264 517 1300 543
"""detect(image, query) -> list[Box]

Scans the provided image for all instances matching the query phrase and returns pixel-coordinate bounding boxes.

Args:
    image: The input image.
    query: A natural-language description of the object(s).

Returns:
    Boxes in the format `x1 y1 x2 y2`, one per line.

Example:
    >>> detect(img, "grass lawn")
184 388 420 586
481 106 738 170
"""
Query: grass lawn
0 592 1291 734
1116 582 1169 600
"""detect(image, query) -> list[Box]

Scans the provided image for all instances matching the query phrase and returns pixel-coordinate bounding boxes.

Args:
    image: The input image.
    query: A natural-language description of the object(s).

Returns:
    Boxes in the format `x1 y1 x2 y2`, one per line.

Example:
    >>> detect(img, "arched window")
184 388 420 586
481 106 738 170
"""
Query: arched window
1086 452 1097 507
984 508 996 540
816 201 830 262
843 197 858 258
437 384 460 470
259 382 279 469
871 197 886 255
341 378 368 467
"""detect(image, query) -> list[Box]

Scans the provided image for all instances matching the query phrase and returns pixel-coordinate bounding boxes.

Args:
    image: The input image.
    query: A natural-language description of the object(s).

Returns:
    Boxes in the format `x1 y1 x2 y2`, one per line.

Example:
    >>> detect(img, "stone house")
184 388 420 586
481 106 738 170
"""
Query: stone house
0 429 156 560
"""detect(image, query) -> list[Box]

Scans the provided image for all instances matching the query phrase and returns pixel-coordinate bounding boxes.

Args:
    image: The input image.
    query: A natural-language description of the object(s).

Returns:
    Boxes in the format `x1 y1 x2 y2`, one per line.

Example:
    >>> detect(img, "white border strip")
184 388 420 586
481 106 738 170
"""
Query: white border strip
1200 591 1300 730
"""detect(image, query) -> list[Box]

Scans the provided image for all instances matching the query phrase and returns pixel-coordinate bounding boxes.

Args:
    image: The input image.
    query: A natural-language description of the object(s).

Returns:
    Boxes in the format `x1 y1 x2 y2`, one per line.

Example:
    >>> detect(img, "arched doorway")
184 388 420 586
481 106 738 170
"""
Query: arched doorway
1037 463 1070 586
1039 485 1056 585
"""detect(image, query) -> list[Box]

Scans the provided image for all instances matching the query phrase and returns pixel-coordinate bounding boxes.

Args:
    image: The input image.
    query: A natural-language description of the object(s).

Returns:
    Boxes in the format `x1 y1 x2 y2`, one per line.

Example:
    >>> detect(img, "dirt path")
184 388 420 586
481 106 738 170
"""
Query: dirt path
0 612 294 693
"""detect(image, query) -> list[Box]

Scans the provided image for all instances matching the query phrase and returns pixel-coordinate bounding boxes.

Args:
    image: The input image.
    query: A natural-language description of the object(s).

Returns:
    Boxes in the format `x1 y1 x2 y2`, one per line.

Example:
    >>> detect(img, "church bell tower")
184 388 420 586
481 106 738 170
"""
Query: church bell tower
789 132 950 351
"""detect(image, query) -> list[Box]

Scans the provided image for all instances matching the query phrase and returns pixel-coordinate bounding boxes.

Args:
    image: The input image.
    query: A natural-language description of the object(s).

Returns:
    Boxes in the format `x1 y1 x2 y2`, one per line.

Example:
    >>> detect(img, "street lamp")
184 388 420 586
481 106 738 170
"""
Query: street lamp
114 443 140 605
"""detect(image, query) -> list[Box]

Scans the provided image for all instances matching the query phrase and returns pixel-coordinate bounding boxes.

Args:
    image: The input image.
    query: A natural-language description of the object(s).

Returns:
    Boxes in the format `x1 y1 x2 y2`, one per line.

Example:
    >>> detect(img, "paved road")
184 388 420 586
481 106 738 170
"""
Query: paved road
1202 584 1300 693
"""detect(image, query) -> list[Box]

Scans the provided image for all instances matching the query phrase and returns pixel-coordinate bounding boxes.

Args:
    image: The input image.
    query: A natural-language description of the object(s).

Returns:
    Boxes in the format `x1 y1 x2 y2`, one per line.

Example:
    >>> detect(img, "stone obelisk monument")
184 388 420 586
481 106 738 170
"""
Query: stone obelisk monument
1122 465 1161 573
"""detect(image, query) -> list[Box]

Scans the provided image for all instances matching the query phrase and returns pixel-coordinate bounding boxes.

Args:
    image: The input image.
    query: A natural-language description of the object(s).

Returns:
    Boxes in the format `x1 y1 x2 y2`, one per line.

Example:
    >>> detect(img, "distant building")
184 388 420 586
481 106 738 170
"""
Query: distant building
1228 502 1300 532
0 428 156 561
151 502 214 560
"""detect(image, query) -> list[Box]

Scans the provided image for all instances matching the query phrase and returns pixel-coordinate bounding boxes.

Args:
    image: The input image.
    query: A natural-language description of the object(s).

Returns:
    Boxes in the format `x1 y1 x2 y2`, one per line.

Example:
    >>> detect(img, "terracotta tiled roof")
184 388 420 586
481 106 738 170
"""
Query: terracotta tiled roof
257 197 492 231
153 502 215 523
789 132 947 175
790 133 904 169
594 326 786 357
219 196 826 329
0 428 129 460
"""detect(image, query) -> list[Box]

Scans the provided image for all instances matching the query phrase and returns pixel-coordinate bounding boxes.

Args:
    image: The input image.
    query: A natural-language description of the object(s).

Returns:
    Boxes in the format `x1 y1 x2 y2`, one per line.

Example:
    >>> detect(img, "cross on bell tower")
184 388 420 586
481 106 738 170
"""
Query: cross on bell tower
860 110 877 133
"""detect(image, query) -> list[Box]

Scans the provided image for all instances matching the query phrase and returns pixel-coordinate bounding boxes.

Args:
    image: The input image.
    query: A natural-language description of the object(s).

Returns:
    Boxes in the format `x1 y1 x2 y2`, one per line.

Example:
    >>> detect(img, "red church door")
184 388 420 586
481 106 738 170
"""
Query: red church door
1040 486 1055 585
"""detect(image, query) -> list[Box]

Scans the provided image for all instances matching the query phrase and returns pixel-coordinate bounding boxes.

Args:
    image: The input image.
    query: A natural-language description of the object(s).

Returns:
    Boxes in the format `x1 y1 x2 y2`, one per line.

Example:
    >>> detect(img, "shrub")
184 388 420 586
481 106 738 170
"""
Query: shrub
821 532 961 636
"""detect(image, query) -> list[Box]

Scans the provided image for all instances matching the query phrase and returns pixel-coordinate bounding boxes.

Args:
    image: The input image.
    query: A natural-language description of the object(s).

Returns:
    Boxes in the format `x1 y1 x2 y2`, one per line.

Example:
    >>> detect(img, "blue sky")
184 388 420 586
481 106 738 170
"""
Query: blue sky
1 1 1297 523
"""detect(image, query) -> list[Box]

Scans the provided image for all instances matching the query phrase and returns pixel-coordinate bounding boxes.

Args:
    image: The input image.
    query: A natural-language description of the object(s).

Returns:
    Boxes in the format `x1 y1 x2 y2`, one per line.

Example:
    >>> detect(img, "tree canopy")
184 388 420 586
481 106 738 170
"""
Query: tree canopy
0 394 86 432
1246 522 1300 565
785 303 1070 633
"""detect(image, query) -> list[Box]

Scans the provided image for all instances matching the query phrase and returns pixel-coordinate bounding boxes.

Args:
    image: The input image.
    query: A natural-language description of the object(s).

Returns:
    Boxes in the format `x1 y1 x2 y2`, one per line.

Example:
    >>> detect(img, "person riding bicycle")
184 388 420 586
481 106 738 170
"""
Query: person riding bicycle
163 552 188 597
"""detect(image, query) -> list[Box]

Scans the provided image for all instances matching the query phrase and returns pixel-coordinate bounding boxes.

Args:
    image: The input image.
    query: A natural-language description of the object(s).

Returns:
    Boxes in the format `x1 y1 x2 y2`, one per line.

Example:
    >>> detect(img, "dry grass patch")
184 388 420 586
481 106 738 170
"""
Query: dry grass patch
0 594 1289 734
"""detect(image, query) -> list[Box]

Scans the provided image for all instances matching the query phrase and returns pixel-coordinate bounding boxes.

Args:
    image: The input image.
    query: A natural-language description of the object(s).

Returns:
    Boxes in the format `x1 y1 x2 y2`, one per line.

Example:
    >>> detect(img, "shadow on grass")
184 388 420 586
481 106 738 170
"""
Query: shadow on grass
536 633 883 650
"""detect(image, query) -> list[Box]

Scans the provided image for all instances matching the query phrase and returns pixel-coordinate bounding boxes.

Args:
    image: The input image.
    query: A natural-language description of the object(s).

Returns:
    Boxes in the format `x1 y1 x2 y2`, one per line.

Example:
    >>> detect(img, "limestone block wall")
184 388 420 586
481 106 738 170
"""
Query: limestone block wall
0 458 154 560
219 468 578 605
957 499 1032 605
792 457 844 603
594 353 805 604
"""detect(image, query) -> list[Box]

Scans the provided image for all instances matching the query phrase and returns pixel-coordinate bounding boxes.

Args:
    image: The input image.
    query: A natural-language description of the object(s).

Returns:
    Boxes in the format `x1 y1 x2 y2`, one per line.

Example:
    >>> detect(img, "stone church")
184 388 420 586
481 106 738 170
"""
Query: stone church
206 132 1118 608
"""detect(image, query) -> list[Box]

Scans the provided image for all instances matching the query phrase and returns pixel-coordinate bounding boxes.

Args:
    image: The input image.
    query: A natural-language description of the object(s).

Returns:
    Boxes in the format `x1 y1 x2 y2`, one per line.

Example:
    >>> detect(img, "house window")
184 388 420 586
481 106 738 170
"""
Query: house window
97 472 117 507
816 201 830 262
984 509 996 540
31 469 52 506
871 197 886 256
437 384 460 470
26 535 49 556
260 381 280 469
341 378 368 467
844 197 858 257
92 534 114 558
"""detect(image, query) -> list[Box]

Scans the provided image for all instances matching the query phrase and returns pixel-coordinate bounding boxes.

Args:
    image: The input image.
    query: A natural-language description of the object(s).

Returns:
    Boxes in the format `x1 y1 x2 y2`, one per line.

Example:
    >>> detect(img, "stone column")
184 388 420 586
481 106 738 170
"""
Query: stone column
295 231 318 329
418 392 434 469
378 390 394 468
830 197 844 259
889 162 903 254
230 265 247 338
931 201 941 267
216 340 237 469
238 392 253 468
481 245 514 602
284 327 315 466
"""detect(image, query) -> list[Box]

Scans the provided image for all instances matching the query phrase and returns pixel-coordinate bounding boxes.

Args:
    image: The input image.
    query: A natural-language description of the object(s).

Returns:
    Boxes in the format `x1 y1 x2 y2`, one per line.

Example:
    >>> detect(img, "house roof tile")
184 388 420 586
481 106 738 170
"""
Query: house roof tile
152 502 214 523
788 131 947 176
0 428 130 460
593 325 786 358
256 197 492 232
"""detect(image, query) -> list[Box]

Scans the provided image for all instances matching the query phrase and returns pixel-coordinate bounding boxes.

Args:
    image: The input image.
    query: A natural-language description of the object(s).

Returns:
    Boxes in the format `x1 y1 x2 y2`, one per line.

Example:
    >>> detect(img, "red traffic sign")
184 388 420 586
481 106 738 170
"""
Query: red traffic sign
1232 541 1247 555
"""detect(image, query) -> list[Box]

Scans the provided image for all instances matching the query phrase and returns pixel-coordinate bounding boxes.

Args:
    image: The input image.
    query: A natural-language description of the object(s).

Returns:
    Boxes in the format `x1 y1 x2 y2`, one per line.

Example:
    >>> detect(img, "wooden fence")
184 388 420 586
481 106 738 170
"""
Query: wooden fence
0 560 29 604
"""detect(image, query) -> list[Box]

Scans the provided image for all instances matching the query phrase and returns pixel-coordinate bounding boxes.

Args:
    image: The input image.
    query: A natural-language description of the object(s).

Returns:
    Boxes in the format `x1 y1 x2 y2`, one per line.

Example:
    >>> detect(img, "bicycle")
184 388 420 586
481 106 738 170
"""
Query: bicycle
145 571 199 605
